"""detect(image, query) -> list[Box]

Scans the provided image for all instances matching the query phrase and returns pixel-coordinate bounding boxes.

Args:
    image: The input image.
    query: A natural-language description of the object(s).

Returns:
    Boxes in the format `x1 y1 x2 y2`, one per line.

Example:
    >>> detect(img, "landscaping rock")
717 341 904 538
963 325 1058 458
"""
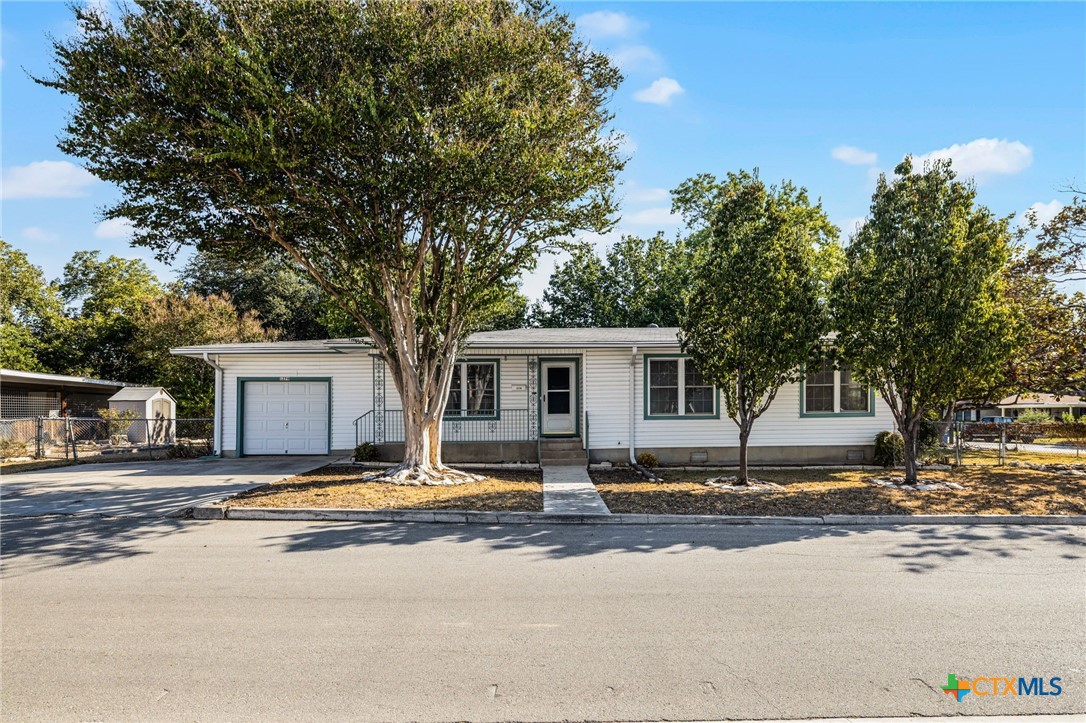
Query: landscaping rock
704 477 784 493
865 476 963 491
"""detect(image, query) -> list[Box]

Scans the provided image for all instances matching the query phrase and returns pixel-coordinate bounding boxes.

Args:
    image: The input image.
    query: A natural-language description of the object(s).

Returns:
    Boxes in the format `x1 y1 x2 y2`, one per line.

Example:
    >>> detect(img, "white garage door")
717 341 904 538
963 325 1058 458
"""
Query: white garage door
242 381 329 455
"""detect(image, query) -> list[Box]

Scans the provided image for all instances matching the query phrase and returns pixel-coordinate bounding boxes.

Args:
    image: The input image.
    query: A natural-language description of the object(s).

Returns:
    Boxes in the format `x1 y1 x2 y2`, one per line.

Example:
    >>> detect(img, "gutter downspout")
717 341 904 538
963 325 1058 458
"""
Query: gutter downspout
202 352 224 457
629 345 637 464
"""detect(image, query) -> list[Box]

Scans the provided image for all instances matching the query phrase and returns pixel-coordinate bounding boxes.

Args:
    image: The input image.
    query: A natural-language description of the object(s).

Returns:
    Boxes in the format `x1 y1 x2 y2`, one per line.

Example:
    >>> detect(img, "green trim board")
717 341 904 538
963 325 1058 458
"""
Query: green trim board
235 377 333 456
798 374 876 418
643 354 721 420
443 358 501 421
537 356 581 437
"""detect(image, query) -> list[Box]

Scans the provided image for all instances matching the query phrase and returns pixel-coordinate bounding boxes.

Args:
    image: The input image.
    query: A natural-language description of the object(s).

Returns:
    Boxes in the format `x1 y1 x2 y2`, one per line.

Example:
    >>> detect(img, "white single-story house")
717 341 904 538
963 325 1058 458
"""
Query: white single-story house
171 327 896 465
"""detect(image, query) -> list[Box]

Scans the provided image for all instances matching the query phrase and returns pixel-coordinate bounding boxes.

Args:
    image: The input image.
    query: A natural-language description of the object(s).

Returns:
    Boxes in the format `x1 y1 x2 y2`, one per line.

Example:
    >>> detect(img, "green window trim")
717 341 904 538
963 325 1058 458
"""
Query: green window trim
798 370 876 418
235 377 333 456
444 358 501 421
642 354 721 420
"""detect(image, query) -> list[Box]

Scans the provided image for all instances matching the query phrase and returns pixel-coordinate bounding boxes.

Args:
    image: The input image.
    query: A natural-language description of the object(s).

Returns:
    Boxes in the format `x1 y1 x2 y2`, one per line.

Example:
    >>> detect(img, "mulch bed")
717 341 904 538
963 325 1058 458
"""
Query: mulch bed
591 467 1086 516
227 465 543 511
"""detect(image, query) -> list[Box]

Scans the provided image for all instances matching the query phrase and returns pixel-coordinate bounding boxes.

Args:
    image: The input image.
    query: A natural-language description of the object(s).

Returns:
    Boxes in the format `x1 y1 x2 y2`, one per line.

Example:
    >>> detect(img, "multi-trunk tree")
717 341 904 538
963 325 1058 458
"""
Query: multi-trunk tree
43 0 623 483
679 171 834 483
831 158 1017 484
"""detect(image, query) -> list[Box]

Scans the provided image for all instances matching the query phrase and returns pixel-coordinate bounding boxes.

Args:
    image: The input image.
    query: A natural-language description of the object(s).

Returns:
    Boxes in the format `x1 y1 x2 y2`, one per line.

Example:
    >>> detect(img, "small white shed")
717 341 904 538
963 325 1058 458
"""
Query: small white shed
107 387 177 443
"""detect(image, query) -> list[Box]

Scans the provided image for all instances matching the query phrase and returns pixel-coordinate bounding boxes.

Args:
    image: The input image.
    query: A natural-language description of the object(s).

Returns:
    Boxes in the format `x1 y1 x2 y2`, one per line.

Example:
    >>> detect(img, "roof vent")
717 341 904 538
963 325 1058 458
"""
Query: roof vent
647 323 659 328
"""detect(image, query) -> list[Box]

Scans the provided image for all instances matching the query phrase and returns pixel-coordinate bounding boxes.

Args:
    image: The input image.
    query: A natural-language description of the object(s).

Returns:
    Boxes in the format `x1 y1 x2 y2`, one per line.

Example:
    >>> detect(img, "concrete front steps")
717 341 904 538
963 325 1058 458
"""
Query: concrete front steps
539 437 586 466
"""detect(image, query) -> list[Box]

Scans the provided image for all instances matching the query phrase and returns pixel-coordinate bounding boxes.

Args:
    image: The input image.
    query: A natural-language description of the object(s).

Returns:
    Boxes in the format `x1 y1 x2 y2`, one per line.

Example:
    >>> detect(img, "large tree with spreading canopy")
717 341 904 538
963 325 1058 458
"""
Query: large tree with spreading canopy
830 158 1016 484
42 0 623 483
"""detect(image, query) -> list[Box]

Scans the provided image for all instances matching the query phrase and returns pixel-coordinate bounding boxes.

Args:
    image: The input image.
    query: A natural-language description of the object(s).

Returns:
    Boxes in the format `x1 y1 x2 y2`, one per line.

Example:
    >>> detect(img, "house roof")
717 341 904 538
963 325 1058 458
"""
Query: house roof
171 327 684 357
0 368 131 392
997 393 1084 408
108 386 175 402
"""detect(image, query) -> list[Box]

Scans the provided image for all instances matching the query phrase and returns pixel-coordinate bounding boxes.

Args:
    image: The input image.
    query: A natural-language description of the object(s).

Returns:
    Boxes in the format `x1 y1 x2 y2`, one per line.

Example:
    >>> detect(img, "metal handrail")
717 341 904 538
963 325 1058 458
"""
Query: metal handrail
353 410 373 446
355 408 533 445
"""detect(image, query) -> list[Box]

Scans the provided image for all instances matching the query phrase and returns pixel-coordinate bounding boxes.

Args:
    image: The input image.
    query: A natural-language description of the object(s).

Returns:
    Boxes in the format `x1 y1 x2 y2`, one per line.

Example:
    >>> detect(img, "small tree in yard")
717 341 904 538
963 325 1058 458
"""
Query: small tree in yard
831 158 1016 484
42 0 622 484
679 171 835 484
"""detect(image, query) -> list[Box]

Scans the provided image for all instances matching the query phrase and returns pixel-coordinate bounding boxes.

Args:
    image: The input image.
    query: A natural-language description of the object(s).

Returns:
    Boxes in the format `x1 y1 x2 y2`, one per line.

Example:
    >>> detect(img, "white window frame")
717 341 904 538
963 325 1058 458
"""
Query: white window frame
445 360 498 419
645 356 717 419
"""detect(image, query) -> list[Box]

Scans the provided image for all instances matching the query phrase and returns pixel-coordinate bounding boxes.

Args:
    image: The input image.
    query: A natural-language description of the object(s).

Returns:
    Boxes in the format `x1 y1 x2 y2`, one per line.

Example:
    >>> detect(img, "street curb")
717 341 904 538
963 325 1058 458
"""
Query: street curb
194 505 1086 526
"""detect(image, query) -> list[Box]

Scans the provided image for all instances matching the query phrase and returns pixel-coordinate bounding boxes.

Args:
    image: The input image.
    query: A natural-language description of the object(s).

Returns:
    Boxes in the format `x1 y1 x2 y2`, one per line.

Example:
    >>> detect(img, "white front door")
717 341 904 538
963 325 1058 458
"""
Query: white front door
541 361 576 435
242 381 329 455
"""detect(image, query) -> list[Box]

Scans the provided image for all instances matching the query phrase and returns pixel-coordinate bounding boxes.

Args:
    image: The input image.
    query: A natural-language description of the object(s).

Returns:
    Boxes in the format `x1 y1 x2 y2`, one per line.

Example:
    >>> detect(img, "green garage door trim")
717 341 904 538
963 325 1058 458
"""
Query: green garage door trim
236 377 332 456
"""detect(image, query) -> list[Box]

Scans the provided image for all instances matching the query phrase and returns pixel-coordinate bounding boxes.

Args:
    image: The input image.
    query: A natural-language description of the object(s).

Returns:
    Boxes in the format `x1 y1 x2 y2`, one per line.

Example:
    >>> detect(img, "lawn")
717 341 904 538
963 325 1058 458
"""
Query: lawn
227 465 543 511
591 466 1086 516
959 448 1085 466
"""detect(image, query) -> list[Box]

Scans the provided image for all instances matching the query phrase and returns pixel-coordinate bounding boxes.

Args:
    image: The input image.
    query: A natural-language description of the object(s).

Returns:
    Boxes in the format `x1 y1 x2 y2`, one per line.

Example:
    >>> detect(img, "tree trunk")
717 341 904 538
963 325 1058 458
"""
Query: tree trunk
372 334 482 486
900 421 920 485
737 425 751 484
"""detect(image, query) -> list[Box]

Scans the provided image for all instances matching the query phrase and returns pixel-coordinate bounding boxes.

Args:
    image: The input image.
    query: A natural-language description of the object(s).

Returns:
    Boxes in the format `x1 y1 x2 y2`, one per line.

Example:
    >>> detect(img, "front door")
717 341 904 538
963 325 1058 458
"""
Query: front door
541 361 577 435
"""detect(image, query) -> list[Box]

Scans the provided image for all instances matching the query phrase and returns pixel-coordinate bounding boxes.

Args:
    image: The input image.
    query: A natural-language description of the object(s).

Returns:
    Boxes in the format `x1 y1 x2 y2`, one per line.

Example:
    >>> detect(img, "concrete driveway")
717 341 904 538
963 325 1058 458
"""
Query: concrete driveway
0 456 333 519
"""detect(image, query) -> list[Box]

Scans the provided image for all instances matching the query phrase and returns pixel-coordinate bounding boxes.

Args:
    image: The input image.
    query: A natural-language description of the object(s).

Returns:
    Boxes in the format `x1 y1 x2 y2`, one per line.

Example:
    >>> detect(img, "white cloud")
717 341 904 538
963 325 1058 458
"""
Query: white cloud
577 11 645 39
914 138 1033 180
832 145 878 166
633 77 684 106
94 217 136 239
1016 200 1063 230
610 45 662 74
614 131 637 156
837 217 867 241
627 207 681 227
1 160 98 199
628 186 669 203
21 226 60 243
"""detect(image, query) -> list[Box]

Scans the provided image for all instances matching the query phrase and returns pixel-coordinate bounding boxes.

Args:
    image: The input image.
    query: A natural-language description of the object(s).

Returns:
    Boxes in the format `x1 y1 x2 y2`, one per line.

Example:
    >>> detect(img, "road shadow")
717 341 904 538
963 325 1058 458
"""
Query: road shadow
0 516 194 578
261 519 1085 573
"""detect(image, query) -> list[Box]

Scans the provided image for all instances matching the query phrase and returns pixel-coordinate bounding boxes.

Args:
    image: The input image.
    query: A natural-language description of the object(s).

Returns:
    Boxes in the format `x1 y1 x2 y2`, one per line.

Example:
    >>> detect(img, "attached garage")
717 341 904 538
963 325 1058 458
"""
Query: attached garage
239 379 330 455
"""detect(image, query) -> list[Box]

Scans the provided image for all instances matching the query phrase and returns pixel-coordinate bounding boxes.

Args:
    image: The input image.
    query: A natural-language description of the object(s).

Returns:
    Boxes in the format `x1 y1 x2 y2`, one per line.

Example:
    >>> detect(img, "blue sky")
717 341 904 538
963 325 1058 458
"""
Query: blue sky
2 1 1084 300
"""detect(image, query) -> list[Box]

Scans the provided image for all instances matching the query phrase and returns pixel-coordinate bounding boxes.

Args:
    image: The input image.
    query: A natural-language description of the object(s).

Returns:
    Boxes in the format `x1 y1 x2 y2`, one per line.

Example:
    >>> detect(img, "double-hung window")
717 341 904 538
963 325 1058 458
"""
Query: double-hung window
802 361 871 415
646 357 716 418
446 361 497 418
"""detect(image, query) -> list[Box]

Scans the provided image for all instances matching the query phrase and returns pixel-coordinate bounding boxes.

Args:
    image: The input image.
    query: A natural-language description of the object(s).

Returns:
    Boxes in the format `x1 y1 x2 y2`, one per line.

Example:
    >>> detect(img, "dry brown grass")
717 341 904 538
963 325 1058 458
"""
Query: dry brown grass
592 466 1085 516
228 465 543 511
1 459 76 474
960 448 1085 466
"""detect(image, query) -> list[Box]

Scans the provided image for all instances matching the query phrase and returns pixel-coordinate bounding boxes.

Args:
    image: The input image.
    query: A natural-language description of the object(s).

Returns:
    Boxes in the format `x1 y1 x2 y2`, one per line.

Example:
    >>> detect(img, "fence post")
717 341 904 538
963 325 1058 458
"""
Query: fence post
954 421 962 467
35 416 44 459
998 425 1006 466
145 419 154 461
66 417 78 461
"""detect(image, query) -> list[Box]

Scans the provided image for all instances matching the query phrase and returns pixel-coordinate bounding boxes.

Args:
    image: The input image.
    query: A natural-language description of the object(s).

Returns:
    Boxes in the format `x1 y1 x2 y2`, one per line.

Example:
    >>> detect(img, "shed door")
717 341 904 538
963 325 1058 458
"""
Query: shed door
242 381 329 455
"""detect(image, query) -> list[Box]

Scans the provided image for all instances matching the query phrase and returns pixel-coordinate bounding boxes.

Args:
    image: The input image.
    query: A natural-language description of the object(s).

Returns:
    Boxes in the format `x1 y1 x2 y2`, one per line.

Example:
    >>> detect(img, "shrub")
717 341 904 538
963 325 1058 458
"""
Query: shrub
873 431 904 468
0 438 30 460
1015 409 1052 424
353 442 379 462
1060 411 1077 424
635 451 659 468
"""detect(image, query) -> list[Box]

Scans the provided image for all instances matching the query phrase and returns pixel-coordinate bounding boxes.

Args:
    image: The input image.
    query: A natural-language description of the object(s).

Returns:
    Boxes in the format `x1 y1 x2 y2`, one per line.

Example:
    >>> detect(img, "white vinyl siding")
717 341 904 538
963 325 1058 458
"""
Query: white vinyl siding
218 352 372 454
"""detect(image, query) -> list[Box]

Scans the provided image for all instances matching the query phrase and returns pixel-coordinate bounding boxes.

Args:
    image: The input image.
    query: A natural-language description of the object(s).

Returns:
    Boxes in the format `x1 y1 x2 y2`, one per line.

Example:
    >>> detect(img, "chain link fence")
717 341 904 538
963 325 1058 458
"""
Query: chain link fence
931 421 1086 467
0 417 214 462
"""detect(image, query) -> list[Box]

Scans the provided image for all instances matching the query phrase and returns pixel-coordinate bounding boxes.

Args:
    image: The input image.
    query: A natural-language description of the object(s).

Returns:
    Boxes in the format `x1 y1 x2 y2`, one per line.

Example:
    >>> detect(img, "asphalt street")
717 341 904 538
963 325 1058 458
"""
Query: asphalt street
2 516 1083 722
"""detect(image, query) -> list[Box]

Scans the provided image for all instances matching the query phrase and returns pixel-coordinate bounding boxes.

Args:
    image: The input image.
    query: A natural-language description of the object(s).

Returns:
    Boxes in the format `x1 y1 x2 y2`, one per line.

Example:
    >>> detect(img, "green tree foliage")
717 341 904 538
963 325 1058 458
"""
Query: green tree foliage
49 251 162 381
831 158 1017 483
680 171 834 483
532 234 691 327
182 252 333 340
42 0 622 482
129 292 273 416
0 240 66 372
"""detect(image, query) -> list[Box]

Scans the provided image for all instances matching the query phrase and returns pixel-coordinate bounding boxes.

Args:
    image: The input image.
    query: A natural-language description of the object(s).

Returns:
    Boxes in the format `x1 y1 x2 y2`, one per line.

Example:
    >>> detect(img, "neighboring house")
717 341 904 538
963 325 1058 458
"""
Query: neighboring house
0 369 130 419
968 393 1086 421
172 327 896 464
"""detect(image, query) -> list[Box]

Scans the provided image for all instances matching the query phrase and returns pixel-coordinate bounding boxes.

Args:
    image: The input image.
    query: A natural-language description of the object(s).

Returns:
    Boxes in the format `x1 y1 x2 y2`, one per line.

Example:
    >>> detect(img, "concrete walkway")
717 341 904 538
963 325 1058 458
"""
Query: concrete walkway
541 464 610 514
